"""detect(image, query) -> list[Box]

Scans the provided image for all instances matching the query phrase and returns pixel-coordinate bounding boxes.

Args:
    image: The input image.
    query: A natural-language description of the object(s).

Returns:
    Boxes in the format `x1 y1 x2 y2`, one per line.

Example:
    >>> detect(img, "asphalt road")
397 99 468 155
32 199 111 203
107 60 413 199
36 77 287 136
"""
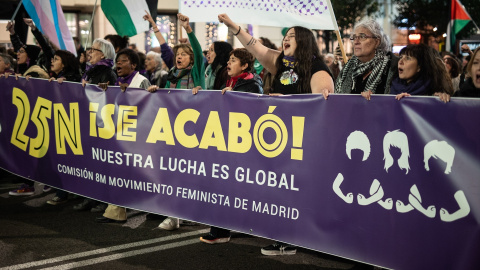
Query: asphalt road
0 169 380 270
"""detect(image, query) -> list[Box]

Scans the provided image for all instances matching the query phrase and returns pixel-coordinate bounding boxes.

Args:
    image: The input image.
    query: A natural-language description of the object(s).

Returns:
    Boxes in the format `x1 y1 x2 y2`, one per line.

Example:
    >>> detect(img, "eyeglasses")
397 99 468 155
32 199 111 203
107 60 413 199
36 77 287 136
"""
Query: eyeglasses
89 48 103 53
350 34 378 41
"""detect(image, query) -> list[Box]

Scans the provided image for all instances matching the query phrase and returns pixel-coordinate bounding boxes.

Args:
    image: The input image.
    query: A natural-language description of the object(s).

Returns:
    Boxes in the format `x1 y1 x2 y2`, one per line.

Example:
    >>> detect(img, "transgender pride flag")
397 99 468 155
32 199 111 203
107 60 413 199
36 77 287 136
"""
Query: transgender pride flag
23 0 76 55
180 0 337 30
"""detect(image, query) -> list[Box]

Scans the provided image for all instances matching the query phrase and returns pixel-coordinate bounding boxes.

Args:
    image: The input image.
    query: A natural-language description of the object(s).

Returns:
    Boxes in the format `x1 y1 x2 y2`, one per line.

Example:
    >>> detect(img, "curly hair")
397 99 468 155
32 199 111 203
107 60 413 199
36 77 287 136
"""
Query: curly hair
230 48 255 73
116 48 140 70
273 26 322 93
54 50 80 76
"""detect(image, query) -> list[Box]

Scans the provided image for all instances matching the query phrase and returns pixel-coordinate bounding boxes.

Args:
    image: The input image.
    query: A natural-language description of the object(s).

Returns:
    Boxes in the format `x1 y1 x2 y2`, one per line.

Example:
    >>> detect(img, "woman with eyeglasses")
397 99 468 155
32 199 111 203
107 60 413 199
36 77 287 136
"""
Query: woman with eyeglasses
81 38 117 86
49 50 82 83
210 13 333 256
333 20 398 100
217 14 333 98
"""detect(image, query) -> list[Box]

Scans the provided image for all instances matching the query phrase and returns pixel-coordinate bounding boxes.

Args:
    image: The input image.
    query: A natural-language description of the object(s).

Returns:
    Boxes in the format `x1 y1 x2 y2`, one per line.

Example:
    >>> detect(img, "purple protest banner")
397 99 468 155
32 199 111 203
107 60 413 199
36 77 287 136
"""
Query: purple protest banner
0 77 479 269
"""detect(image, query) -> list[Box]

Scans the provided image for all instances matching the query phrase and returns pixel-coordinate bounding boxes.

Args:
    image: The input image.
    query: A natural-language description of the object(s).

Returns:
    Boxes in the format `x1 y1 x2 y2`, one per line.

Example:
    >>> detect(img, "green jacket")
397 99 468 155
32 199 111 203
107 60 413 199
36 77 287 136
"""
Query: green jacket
165 31 205 89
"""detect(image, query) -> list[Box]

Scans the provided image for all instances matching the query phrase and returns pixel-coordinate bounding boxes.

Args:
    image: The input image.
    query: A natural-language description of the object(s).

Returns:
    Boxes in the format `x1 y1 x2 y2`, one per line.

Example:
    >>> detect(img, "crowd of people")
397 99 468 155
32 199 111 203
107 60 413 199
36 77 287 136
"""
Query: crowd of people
1 10 479 257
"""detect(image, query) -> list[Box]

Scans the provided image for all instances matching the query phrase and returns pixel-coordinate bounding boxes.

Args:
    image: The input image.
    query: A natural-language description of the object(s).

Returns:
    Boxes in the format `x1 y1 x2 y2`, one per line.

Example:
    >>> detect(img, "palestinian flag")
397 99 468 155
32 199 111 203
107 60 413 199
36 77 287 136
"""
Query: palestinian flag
446 0 472 52
101 0 150 37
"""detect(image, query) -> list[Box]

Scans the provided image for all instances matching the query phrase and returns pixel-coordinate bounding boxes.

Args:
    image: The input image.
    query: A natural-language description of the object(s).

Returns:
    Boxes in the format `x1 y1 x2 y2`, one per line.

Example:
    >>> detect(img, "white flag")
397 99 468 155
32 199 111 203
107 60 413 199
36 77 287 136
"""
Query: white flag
180 0 336 30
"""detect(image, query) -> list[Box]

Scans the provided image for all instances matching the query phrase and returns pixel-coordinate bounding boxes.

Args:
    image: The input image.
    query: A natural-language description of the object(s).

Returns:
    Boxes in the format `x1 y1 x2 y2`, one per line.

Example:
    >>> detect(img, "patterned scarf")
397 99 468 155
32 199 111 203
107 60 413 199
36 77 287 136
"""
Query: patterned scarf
335 51 390 94
116 71 137 86
282 56 297 68
167 66 194 89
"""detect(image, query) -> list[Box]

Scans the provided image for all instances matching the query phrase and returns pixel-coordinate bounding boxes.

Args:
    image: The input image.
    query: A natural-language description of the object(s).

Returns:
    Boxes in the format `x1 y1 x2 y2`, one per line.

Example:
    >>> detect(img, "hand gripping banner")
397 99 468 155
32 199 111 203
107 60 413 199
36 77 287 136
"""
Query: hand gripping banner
0 77 479 269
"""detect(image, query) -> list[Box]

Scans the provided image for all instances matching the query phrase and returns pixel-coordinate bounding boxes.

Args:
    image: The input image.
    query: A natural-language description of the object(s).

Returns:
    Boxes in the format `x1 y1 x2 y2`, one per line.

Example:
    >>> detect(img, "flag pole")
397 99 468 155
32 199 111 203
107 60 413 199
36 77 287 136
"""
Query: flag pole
325 0 347 64
10 0 24 22
84 0 99 48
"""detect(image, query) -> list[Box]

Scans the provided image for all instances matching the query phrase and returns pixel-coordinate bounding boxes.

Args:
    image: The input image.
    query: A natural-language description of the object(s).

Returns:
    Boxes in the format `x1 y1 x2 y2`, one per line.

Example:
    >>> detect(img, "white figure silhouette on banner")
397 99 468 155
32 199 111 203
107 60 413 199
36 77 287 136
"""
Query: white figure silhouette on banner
332 130 470 222
424 140 455 174
383 130 410 174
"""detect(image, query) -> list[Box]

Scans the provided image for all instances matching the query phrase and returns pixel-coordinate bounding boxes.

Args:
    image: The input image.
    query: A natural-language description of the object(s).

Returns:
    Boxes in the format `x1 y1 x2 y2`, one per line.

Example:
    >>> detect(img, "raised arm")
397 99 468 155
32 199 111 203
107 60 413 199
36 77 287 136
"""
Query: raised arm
178 13 206 89
218 13 280 75
24 19 54 69
143 11 174 69
6 21 24 52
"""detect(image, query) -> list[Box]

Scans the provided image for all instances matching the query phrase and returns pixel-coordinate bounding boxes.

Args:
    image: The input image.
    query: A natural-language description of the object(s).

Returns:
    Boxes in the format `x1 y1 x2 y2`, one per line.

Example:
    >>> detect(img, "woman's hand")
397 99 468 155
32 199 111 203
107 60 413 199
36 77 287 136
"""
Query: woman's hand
57 77 65 84
143 10 155 25
82 79 87 87
25 75 31 81
395 92 411 100
177 13 192 33
321 89 331 100
6 21 15 34
221 86 233 95
23 18 36 31
0 72 11 78
119 83 128 92
218 14 236 30
98 82 109 91
192 86 201 95
361 90 373 101
268 93 284 96
434 92 451 103
48 77 55 82
147 85 159 93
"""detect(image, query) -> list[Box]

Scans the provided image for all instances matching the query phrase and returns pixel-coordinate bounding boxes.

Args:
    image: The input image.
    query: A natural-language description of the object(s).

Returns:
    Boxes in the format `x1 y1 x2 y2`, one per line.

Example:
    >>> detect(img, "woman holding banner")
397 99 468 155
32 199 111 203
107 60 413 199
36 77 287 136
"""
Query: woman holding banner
390 43 452 102
217 13 333 255
218 14 333 97
333 19 397 100
96 48 150 223
455 47 480 98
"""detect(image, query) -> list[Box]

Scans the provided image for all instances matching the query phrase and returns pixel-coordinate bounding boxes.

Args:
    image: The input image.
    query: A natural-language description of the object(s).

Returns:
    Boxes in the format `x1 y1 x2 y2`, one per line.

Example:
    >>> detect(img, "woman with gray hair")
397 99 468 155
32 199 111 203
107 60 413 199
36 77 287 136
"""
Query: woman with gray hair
74 38 117 212
145 51 168 88
0 53 14 75
333 19 398 100
81 38 117 86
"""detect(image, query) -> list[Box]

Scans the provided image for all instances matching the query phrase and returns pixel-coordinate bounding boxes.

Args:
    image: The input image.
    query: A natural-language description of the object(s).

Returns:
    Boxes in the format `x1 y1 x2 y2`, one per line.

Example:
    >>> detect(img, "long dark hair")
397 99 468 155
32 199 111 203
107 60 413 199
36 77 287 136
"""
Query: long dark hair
273 26 322 93
399 44 453 95
211 41 233 72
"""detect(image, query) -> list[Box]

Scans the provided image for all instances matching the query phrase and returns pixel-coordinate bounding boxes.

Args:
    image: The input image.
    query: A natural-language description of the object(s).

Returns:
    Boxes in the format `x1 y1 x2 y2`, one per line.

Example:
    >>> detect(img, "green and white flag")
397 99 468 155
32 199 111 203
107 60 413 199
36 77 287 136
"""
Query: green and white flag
101 0 149 37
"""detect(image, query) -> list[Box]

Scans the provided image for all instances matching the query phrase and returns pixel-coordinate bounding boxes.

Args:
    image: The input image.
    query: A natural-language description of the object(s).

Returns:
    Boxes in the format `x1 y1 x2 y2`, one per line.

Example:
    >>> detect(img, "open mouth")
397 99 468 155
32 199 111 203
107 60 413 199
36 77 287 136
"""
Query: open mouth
284 44 290 50
398 68 404 73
